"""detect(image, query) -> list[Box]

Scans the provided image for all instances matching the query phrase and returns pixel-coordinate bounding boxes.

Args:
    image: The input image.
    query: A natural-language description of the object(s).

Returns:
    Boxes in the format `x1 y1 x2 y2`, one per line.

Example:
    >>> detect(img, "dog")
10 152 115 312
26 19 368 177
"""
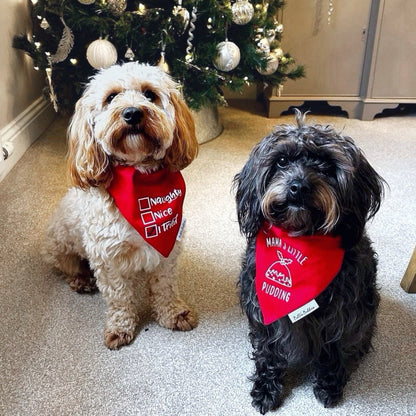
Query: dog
234 111 385 413
43 62 199 350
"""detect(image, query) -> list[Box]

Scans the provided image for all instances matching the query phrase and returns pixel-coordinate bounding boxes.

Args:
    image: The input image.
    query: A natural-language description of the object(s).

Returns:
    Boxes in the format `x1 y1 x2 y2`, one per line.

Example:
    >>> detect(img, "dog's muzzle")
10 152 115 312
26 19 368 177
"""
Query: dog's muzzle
287 179 311 205
122 107 143 126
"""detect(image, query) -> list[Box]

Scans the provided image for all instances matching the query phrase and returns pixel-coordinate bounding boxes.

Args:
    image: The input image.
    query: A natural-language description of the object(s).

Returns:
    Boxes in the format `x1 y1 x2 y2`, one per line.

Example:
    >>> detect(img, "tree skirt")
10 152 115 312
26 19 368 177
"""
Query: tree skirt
191 105 223 144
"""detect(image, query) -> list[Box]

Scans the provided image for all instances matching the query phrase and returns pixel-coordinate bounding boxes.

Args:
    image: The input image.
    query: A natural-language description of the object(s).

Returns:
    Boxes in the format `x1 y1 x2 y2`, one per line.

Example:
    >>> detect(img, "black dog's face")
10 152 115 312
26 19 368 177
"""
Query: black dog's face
261 133 351 236
235 113 385 248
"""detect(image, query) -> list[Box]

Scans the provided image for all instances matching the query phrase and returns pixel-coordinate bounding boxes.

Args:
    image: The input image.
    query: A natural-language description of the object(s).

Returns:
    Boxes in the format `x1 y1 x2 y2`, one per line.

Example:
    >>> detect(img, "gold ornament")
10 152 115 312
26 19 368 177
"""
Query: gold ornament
77 0 95 4
86 38 118 69
173 4 190 34
107 0 127 16
273 48 284 58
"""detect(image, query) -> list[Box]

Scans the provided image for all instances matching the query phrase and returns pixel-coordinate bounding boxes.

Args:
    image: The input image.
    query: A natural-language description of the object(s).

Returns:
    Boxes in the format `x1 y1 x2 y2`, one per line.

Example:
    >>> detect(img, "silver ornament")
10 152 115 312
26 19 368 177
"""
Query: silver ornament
232 0 254 25
185 6 197 63
49 17 74 64
257 52 279 75
213 41 240 72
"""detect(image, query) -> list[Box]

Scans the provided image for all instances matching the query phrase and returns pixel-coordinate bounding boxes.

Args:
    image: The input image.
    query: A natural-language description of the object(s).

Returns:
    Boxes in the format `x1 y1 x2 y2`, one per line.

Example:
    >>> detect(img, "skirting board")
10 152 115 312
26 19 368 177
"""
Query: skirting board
0 97 56 183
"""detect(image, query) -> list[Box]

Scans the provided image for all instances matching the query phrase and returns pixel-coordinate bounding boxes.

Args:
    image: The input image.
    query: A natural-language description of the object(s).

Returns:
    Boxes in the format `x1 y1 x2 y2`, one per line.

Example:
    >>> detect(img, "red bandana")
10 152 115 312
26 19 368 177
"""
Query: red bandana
107 165 185 258
255 224 345 325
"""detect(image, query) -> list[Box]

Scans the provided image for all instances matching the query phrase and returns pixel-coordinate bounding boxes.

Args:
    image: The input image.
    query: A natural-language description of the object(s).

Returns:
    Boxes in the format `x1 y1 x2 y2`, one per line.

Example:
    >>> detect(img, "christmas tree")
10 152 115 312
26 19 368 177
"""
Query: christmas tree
13 0 304 113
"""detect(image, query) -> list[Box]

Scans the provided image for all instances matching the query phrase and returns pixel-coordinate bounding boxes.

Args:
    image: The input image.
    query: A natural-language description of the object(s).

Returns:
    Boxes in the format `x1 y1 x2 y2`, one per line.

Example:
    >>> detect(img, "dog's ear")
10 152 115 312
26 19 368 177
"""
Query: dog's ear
234 143 269 239
164 91 198 171
67 92 111 189
337 145 385 248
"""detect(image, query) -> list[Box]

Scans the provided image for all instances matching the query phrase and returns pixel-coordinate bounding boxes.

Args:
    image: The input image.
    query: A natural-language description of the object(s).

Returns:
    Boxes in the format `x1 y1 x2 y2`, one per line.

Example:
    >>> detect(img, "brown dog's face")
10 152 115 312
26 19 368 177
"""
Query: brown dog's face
67 63 198 189
91 67 177 165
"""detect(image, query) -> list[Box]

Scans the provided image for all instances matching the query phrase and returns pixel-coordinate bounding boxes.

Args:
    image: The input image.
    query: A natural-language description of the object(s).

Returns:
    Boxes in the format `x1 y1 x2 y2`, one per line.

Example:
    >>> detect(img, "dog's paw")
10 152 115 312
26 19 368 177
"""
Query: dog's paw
104 329 134 350
154 305 197 331
172 309 197 331
66 274 97 293
251 381 283 414
313 385 343 408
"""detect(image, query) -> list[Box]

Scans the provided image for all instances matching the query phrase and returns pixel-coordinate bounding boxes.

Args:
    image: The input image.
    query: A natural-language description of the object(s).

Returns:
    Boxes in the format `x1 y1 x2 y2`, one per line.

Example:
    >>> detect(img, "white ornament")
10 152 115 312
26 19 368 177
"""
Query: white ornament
257 38 270 55
273 48 284 58
266 29 275 43
257 52 279 75
157 52 169 73
40 18 50 30
124 47 135 61
232 0 254 25
86 38 118 69
213 41 240 72
77 0 95 4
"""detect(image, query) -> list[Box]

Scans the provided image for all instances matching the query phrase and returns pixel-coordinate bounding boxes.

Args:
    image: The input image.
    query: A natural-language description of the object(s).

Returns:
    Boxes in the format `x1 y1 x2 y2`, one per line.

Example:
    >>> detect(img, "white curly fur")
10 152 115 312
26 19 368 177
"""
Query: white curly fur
43 62 198 349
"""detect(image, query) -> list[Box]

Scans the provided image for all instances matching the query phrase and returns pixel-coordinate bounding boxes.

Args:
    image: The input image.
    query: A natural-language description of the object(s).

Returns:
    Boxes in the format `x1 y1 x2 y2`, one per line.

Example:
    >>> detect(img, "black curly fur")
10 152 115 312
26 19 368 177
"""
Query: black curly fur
234 111 385 414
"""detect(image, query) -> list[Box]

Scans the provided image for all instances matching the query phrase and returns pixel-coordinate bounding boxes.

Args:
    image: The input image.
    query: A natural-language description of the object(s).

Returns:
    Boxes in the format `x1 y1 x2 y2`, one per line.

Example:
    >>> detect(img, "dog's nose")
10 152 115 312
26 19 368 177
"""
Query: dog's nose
288 180 310 202
122 107 143 125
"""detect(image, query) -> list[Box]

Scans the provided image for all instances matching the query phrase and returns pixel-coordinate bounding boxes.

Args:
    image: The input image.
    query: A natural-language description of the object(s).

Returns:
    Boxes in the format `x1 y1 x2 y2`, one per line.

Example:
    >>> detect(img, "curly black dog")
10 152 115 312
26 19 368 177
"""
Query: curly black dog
234 111 385 414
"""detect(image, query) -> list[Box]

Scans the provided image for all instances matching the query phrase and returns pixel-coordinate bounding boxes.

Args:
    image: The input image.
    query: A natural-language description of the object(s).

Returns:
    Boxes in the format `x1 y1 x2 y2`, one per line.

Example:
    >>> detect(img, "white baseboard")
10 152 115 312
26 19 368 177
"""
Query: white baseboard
0 97 56 182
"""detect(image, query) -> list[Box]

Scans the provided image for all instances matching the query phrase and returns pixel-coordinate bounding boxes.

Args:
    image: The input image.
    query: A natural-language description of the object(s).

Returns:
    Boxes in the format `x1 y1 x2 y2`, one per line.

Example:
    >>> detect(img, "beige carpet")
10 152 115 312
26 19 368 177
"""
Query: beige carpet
0 104 415 415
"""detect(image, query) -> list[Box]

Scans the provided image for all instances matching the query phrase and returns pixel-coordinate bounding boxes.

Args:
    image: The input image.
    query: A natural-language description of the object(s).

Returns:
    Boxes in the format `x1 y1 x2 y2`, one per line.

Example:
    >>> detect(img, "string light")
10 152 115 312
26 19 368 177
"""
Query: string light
70 58 78 65
137 3 146 15
328 0 335 24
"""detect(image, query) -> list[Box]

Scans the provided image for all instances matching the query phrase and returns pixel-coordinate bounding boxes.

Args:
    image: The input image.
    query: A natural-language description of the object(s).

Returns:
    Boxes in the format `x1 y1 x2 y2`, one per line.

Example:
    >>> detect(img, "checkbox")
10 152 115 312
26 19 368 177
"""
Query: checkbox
145 225 158 238
138 197 151 211
141 211 155 225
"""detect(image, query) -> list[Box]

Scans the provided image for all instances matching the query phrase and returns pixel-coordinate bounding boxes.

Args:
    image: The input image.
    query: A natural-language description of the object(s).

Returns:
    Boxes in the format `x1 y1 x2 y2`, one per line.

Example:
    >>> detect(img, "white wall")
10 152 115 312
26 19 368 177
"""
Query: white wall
0 0 55 182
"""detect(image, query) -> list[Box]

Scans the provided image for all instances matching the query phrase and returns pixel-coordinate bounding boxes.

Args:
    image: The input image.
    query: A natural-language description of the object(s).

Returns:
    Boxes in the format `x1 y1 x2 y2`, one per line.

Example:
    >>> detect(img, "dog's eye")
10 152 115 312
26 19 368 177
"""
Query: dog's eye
106 93 118 104
143 90 157 102
277 156 290 168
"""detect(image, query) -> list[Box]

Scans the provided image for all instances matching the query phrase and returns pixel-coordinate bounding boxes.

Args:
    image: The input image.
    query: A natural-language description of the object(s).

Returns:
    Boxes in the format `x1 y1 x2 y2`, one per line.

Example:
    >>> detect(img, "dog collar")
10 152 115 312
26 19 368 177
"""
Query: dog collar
107 165 185 257
255 223 345 325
